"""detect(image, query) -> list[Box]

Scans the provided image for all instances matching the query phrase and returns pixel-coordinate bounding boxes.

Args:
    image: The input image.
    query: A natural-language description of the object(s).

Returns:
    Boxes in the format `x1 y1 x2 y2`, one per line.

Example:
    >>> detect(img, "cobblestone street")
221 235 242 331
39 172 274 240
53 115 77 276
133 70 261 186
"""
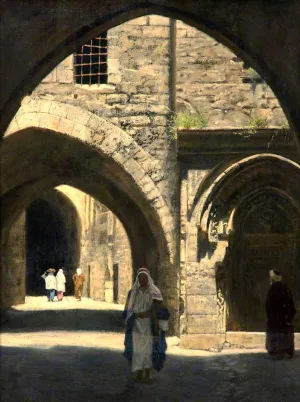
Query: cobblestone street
1 297 299 402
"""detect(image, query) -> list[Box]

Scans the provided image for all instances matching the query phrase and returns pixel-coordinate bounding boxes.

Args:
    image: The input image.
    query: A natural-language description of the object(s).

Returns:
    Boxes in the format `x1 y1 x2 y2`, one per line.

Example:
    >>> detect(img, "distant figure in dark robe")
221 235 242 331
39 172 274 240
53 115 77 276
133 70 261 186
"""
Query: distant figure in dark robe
265 269 296 358
72 268 85 301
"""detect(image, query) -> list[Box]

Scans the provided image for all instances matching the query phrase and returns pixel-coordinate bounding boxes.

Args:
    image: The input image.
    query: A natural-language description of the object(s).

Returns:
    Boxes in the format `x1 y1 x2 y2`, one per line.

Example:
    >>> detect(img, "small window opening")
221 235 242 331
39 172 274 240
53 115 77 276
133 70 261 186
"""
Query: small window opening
74 33 108 85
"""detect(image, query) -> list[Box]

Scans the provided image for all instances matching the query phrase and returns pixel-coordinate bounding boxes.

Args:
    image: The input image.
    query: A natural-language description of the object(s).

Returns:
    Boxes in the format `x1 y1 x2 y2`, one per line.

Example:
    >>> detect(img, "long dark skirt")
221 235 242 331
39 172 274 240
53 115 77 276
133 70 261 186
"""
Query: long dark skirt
266 324 294 356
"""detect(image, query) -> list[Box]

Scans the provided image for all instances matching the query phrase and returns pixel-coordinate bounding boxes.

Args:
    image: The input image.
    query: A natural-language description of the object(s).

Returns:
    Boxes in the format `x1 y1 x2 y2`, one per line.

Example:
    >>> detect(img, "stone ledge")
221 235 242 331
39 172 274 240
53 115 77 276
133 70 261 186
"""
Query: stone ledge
180 332 300 350
180 334 225 350
226 331 300 349
178 128 295 157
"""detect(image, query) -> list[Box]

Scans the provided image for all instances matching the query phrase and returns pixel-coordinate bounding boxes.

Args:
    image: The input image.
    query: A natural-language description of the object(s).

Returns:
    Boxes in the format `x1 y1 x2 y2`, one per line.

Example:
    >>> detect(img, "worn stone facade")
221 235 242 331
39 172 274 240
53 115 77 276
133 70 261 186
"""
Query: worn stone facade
1 14 300 346
176 21 286 127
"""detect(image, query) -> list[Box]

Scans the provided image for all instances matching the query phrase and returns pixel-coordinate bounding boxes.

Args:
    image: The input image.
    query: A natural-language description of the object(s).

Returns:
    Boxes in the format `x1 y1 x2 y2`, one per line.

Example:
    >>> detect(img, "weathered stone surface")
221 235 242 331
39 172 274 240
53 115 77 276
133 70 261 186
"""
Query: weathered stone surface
16 113 39 129
119 115 151 126
106 94 128 105
141 26 170 38
56 67 73 84
148 15 170 26
176 22 283 127
180 334 226 349
225 332 266 348
186 278 217 295
66 106 91 125
39 101 52 113
186 227 198 262
49 102 68 118
187 295 218 315
38 113 61 131
1 213 26 309
42 69 57 83
187 315 218 334
58 117 75 135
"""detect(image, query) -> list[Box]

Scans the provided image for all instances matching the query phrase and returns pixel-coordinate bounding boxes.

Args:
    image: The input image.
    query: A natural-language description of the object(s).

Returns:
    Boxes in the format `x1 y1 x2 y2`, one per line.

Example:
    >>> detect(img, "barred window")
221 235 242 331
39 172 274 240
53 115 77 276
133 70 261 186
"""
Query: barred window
74 33 108 85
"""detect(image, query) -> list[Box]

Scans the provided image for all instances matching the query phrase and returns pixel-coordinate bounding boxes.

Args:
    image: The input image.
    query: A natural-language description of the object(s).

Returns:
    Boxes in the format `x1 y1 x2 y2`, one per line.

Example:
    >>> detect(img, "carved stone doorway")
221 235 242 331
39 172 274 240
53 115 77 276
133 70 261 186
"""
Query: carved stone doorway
227 196 299 332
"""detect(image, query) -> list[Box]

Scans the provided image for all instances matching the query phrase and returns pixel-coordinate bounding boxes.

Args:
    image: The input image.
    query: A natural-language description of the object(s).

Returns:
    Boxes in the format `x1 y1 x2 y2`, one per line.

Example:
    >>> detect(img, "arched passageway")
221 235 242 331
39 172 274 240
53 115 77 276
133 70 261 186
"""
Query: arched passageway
25 189 81 296
1 127 177 331
26 199 69 295
1 128 169 273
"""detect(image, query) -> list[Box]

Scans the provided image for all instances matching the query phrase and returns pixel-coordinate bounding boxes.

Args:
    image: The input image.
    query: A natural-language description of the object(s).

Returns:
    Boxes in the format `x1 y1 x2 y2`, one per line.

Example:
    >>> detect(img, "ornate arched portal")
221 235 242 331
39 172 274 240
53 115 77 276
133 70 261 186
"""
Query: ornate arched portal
187 154 300 338
228 190 300 331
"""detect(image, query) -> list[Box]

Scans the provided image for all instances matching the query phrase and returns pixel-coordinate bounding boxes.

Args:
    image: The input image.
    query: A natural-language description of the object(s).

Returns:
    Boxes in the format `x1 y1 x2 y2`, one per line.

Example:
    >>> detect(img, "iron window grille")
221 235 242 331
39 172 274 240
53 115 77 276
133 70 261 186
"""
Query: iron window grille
74 33 108 85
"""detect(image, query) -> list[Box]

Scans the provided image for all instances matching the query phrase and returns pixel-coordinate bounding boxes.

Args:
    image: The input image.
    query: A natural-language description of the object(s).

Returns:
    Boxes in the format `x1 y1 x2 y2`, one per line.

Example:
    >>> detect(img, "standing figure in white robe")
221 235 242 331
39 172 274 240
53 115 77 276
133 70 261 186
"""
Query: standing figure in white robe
56 268 66 301
41 268 57 301
124 267 164 383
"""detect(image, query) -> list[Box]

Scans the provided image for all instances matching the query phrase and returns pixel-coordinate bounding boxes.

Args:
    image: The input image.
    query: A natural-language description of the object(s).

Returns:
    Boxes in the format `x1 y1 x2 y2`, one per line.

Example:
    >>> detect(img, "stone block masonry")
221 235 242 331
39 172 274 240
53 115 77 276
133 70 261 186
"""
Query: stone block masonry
176 22 287 127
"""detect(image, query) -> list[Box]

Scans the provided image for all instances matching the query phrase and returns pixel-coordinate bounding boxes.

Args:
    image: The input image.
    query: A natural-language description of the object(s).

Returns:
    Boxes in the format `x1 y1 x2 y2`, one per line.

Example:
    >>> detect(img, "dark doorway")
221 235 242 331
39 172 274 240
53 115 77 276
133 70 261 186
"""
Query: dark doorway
26 199 69 295
227 198 298 332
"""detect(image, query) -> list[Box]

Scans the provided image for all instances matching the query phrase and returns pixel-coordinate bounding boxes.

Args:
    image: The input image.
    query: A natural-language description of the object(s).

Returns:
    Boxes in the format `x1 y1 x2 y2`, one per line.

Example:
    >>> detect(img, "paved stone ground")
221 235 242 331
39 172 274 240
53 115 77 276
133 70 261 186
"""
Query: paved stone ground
1 297 300 402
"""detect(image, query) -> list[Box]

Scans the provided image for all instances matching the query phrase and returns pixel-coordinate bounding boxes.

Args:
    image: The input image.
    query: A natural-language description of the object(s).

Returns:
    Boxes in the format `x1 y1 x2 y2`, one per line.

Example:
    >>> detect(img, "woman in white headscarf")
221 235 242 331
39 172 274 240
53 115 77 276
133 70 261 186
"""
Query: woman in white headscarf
123 267 169 383
56 268 66 301
72 268 85 301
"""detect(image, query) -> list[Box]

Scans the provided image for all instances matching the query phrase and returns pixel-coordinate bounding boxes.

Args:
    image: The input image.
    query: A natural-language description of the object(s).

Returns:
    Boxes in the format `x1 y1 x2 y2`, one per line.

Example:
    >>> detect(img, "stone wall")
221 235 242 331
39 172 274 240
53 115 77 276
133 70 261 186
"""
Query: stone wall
56 186 131 302
112 215 133 304
176 20 287 127
36 15 177 217
1 212 26 309
22 15 179 326
180 168 226 338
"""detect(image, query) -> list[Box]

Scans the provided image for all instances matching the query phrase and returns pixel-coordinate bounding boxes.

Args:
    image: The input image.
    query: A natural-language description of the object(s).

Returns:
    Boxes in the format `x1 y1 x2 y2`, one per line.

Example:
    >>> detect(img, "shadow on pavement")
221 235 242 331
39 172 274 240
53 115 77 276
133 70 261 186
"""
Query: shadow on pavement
1 308 124 333
1 345 300 402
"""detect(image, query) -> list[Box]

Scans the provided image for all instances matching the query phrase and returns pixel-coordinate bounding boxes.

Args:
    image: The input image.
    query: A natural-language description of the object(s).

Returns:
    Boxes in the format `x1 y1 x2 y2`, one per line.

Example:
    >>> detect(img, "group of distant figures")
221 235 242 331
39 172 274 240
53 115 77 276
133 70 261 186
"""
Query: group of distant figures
41 268 86 302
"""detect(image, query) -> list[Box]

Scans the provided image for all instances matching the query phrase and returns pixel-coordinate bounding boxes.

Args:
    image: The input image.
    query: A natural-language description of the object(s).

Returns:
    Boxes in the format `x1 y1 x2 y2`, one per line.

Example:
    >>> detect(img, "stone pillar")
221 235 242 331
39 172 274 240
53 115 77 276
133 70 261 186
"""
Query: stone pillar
107 211 114 279
179 171 188 335
1 212 26 309
89 261 106 300
104 280 114 303
180 169 228 348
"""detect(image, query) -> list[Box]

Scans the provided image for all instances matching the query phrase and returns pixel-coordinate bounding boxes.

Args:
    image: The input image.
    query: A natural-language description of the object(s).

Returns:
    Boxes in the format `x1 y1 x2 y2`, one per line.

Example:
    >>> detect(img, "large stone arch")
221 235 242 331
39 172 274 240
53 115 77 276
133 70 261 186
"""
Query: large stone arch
1 124 178 331
197 154 300 239
4 100 175 259
1 1 300 148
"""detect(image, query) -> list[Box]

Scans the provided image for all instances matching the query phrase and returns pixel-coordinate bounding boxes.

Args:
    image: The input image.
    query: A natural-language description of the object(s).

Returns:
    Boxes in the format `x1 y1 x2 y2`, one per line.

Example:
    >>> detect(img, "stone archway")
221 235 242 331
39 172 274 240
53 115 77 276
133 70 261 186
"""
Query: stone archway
228 190 300 331
180 154 300 347
4 100 175 259
1 2 300 146
195 154 300 333
1 124 178 332
25 189 81 296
